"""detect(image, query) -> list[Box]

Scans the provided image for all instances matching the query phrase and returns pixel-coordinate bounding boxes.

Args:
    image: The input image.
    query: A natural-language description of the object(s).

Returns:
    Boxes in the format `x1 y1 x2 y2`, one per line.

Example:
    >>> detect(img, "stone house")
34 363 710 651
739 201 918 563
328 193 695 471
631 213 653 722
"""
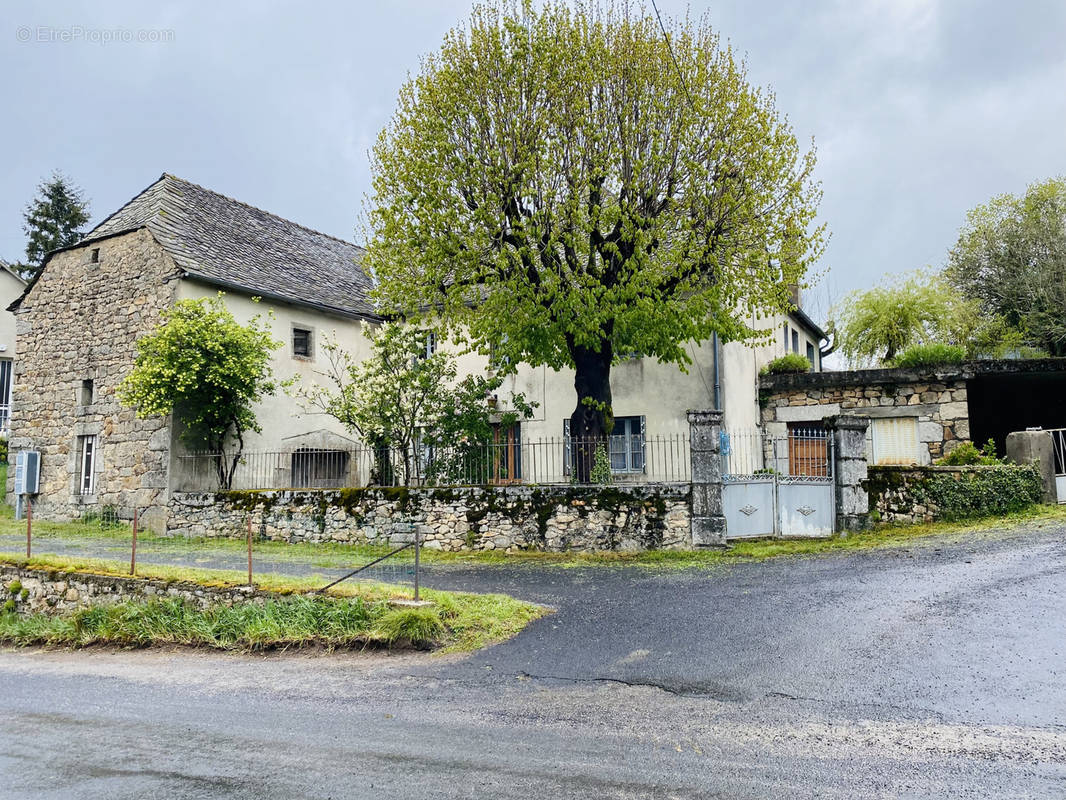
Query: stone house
759 359 1066 466
7 173 828 528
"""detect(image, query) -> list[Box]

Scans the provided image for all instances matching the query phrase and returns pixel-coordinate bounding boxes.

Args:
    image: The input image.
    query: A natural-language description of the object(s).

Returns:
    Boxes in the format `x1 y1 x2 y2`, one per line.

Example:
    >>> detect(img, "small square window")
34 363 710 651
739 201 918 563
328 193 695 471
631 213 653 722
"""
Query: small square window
90 248 100 263
79 379 94 406
292 327 313 359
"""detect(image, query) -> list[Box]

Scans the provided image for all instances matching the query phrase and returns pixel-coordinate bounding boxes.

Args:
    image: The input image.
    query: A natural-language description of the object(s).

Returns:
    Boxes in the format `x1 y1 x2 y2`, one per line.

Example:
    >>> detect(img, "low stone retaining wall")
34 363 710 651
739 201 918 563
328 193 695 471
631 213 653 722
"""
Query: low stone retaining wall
167 484 692 552
865 464 1043 525
1 564 267 616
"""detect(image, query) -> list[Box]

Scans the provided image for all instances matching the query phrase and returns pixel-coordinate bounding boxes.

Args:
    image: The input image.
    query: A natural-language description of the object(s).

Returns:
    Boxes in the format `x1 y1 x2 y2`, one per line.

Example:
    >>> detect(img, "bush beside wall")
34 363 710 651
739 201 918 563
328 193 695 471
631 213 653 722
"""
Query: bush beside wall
865 464 1043 525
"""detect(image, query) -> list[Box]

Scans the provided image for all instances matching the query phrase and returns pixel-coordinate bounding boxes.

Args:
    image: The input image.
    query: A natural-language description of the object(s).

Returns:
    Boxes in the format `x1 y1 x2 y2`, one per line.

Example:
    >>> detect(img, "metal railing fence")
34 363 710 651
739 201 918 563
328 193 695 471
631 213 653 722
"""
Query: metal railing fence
721 427 833 479
7 499 422 592
1049 428 1066 476
173 435 692 492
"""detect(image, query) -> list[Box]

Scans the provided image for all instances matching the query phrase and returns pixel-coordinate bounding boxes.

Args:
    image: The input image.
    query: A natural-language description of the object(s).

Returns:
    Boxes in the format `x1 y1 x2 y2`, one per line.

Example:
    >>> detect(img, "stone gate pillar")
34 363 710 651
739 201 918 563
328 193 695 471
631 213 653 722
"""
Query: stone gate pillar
823 414 870 532
1006 430 1058 504
687 410 726 547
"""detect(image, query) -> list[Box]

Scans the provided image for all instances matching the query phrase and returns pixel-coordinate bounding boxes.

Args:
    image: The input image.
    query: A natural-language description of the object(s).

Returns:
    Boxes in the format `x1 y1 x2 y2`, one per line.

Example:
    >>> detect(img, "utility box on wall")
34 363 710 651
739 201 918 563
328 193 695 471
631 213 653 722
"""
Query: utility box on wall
14 450 40 495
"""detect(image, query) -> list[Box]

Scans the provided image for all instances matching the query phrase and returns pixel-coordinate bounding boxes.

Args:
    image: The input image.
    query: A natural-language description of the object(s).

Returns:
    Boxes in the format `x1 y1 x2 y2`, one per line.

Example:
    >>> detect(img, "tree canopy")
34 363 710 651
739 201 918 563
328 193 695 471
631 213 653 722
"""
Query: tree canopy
366 0 824 474
830 271 1027 367
20 172 90 280
945 177 1066 357
118 295 279 488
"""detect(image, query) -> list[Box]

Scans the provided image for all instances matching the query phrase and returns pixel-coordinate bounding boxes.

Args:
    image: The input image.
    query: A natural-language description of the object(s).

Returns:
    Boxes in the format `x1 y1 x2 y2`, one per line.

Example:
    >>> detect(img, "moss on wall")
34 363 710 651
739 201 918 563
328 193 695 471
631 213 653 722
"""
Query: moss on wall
183 483 691 552
865 464 1042 523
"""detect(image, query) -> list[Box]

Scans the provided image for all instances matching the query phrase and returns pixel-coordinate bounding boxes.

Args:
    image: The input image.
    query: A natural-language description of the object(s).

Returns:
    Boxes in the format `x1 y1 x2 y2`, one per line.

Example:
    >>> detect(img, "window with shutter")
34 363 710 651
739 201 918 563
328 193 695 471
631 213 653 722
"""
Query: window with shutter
871 417 920 465
564 417 646 474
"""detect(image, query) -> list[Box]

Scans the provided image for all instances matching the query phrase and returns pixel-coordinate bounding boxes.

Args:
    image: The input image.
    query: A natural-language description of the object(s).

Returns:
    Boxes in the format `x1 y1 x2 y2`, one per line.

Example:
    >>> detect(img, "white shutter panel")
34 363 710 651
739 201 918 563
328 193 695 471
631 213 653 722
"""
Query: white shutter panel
871 417 919 465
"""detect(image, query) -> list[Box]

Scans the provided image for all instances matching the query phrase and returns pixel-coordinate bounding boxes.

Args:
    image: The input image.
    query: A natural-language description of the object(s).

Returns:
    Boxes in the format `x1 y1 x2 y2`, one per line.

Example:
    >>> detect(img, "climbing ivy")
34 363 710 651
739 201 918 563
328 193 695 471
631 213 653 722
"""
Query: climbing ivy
868 464 1043 521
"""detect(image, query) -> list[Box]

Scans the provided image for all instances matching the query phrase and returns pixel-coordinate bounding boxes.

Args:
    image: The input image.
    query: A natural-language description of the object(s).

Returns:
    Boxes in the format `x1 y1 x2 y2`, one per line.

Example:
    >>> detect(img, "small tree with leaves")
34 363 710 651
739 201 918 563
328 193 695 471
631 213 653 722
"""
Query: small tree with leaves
294 322 533 486
118 295 280 489
20 172 91 280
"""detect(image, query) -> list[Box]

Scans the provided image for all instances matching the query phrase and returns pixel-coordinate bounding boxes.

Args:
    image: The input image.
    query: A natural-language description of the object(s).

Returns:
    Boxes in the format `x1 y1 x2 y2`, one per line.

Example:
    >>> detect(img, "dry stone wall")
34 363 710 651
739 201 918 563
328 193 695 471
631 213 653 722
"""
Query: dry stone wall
864 464 1043 525
7 230 180 528
1 564 264 616
760 367 972 463
167 485 692 552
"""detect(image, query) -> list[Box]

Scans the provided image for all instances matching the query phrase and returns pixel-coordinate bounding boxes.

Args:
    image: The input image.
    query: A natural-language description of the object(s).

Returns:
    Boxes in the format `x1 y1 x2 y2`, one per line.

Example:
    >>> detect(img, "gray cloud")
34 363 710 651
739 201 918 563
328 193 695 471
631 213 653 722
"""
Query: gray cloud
3 0 1064 326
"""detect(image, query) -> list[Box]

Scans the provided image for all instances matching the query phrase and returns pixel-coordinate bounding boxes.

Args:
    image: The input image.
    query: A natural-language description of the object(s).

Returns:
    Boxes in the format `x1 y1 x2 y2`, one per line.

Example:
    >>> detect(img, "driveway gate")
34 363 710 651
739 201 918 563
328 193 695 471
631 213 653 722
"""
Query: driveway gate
1051 428 1066 504
721 427 835 539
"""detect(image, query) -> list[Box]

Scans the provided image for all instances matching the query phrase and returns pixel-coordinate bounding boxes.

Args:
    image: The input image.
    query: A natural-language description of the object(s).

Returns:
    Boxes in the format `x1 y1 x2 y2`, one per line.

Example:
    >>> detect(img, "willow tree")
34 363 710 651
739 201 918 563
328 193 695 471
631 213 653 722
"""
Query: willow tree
367 0 824 478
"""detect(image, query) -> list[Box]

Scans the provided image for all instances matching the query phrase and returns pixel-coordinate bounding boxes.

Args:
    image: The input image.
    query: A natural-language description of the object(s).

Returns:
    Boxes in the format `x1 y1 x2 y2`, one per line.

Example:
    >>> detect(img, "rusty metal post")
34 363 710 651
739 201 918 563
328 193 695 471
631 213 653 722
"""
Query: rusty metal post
26 497 31 558
247 515 253 587
413 526 420 602
131 508 139 576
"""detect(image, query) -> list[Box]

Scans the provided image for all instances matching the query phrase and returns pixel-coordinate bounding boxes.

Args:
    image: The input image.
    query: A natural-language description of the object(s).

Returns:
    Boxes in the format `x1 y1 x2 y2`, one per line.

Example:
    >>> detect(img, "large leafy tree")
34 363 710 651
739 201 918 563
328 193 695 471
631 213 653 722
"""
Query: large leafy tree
294 323 533 486
945 177 1066 357
20 172 91 280
118 295 280 489
366 0 824 478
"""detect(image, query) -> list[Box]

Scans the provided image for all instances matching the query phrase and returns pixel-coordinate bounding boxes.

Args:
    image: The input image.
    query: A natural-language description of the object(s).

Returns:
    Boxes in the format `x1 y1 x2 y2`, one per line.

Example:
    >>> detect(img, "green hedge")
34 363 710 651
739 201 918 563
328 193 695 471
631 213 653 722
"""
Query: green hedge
891 343 965 368
761 353 811 375
867 464 1043 521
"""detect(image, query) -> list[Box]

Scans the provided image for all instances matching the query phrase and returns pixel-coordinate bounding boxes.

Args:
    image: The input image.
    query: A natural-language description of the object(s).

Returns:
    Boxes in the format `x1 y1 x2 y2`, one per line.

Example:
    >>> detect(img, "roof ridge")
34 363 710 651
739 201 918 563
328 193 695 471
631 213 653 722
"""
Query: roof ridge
85 172 169 238
160 173 365 251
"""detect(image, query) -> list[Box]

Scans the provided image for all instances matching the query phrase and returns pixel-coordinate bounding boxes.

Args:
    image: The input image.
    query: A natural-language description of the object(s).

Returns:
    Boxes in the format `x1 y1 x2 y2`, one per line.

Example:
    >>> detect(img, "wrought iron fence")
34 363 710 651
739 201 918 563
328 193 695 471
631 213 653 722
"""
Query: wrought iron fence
721 427 832 478
173 434 691 492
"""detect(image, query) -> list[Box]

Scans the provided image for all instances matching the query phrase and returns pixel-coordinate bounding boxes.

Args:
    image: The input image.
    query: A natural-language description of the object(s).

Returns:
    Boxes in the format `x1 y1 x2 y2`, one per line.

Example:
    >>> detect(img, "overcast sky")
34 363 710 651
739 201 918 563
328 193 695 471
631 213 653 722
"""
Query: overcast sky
3 0 1065 324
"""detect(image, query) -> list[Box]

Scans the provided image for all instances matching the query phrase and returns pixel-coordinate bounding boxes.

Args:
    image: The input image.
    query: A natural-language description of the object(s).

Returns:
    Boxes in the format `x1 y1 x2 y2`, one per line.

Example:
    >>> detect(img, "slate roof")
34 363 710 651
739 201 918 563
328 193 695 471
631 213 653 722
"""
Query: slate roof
84 173 378 319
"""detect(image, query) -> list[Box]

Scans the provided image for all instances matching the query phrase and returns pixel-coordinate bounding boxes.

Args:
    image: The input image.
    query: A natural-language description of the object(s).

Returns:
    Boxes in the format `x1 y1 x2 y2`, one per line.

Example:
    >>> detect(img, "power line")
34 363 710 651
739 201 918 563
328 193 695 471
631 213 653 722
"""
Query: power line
650 0 694 107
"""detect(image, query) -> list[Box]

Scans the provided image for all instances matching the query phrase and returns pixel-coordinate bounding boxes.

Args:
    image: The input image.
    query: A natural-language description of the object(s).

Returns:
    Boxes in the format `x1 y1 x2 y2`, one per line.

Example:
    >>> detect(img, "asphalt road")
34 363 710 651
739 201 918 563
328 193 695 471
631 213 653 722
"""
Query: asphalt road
2 522 1065 798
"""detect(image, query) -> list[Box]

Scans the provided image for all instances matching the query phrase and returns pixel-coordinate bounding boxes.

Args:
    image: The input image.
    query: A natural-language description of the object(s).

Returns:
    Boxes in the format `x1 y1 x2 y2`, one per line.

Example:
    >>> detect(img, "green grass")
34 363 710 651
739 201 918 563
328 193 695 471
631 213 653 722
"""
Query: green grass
0 552 546 654
2 493 1064 573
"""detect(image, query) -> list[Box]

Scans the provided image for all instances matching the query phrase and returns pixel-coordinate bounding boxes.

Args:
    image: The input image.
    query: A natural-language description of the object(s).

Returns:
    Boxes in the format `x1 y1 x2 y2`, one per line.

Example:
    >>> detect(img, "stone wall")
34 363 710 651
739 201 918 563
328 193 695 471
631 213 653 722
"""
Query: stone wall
1 563 265 616
864 464 1044 525
7 229 180 529
760 366 972 463
167 484 692 552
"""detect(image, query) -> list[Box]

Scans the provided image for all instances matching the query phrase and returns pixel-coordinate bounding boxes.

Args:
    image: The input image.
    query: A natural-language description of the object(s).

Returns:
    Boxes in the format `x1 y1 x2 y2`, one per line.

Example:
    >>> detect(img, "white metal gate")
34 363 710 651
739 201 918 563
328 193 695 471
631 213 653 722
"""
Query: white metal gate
721 428 835 539
1051 429 1066 504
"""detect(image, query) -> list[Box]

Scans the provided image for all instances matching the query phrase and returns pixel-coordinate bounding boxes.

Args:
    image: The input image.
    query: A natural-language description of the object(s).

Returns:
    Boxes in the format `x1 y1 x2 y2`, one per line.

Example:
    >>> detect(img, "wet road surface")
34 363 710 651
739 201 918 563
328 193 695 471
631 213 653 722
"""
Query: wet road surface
1 521 1064 798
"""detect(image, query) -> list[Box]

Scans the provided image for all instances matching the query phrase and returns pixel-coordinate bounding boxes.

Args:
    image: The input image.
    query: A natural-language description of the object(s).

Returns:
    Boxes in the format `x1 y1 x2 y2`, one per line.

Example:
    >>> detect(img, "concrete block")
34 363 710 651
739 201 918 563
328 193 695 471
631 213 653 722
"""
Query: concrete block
918 421 943 443
1006 430 1058 503
775 403 841 423
691 516 727 547
939 401 969 420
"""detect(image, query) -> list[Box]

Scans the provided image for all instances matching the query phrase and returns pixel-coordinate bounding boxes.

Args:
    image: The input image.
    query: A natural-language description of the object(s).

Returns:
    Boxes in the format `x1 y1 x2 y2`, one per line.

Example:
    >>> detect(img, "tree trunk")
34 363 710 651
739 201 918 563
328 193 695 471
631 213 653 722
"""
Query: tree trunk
569 344 613 483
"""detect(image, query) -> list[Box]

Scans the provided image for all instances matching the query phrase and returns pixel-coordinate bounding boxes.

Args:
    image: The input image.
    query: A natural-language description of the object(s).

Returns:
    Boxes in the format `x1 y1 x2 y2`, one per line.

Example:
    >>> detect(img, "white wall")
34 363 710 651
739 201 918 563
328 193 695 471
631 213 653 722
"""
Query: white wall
0 268 25 357
451 307 823 440
174 278 824 474
175 279 376 452
0 267 26 432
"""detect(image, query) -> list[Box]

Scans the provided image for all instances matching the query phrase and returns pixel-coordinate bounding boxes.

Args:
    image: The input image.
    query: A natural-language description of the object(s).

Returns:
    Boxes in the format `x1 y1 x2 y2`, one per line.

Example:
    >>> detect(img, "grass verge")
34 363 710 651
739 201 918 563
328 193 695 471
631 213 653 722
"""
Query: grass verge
2 498 1064 572
0 552 546 654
